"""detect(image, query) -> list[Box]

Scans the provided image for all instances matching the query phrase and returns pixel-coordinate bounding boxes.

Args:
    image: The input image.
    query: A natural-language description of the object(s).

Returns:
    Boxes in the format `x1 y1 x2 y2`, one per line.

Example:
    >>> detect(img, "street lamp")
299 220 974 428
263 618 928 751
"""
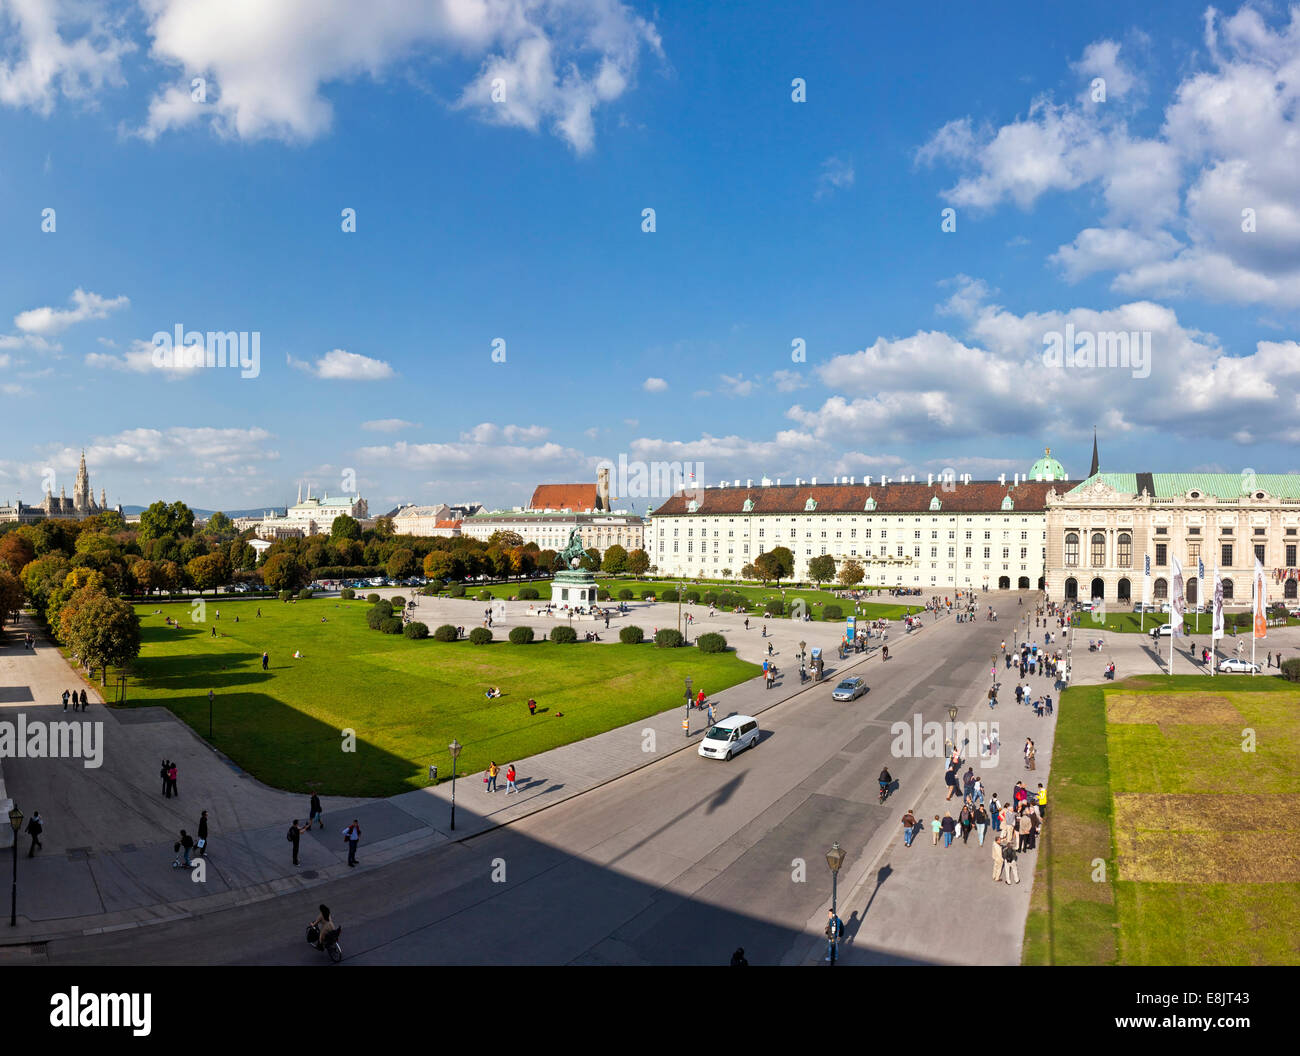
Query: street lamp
9 804 22 927
947 703 960 758
799 640 807 663
684 676 693 738
448 739 462 832
825 841 846 965
208 688 214 739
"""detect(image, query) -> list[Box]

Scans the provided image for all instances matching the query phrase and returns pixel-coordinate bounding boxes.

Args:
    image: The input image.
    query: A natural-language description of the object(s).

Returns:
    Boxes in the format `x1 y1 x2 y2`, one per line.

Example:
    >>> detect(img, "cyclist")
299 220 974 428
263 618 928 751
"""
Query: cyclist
310 904 340 950
878 767 893 800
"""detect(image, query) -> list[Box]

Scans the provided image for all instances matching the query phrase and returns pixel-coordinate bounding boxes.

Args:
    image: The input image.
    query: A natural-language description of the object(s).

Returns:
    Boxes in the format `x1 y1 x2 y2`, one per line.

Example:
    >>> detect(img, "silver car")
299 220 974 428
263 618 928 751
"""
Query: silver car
831 676 868 701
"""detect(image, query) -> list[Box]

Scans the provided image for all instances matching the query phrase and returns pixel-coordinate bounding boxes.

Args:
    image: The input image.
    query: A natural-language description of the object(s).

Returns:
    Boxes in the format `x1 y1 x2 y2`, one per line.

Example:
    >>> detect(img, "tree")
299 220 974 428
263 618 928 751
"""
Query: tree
59 589 141 685
601 544 629 575
424 550 461 581
537 549 558 571
330 514 361 542
0 569 23 629
371 516 395 538
837 559 865 587
807 554 836 587
0 532 35 575
741 562 758 581
138 500 195 541
47 568 109 630
761 546 795 585
186 552 230 594
753 553 776 585
487 530 524 549
580 547 601 572
31 519 77 557
207 511 235 535
720 568 732 579
626 548 650 579
262 553 307 592
386 548 417 579
157 560 182 593
130 559 163 596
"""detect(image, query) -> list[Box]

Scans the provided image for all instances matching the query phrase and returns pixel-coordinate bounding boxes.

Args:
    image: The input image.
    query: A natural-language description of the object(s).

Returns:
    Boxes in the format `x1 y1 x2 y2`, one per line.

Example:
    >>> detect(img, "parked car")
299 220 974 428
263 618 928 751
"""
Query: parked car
698 715 760 761
1217 657 1260 674
831 676 868 701
1149 623 1178 638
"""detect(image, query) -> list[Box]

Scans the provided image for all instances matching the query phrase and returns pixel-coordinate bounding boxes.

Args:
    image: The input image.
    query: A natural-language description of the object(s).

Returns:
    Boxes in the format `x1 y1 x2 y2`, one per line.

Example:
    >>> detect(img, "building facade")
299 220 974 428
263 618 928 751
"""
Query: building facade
0 451 119 524
461 510 644 553
647 477 1055 589
1044 473 1300 607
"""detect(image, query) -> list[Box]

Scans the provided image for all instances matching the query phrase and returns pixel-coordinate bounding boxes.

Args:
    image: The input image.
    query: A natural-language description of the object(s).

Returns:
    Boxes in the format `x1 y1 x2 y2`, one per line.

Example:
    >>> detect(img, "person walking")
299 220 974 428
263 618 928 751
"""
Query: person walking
931 814 942 846
1037 783 1047 818
160 759 172 798
1002 840 1020 884
1017 808 1033 852
287 819 309 865
824 908 843 962
1025 739 1036 771
486 761 499 792
959 803 974 844
991 829 1006 882
944 765 959 801
901 809 917 847
505 764 518 794
941 812 956 848
177 829 195 868
62 689 69 711
80 689 88 710
309 793 324 828
261 651 269 671
974 803 989 846
343 820 361 866
25 811 43 857
168 762 179 798
196 810 209 859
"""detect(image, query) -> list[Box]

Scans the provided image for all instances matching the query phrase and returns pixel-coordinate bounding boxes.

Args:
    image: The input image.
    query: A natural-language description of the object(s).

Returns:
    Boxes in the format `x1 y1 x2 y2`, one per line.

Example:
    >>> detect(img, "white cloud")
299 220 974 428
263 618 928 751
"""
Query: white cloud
642 376 668 392
770 369 807 392
362 418 418 432
135 0 661 153
0 0 133 114
15 288 129 334
289 348 394 380
815 155 854 199
85 338 203 377
458 422 550 444
718 373 756 397
1072 39 1140 106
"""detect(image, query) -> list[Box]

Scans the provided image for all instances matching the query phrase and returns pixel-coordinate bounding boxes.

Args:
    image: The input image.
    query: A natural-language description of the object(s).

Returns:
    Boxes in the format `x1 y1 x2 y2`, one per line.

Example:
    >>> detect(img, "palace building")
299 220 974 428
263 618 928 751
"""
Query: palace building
0 450 120 524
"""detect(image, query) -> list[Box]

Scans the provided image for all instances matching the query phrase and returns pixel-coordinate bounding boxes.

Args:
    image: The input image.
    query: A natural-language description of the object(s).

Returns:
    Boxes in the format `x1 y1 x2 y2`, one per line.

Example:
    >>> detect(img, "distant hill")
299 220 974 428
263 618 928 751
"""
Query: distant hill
121 506 287 519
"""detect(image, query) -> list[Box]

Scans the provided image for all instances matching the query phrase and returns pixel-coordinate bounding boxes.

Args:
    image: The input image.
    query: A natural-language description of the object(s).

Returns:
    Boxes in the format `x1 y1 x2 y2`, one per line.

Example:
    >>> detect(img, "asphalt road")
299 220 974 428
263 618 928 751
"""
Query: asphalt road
42 607 1010 966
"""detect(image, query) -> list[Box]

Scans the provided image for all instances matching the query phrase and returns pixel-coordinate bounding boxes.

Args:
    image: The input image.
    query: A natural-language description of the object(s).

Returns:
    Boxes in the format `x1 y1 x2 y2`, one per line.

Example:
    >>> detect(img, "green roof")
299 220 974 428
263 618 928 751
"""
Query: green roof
1068 473 1300 499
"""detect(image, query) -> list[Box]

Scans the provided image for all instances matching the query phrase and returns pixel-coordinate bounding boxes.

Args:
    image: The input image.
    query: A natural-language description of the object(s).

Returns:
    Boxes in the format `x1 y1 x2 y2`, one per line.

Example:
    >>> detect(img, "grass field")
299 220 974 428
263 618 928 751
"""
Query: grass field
1073 610 1299 635
112 597 760 797
431 578 921 621
1023 674 1300 965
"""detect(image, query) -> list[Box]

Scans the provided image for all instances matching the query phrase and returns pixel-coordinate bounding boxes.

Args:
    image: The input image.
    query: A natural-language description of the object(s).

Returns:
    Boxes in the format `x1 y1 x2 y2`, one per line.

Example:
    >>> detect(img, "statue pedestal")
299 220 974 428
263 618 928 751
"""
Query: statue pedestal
552 567 598 606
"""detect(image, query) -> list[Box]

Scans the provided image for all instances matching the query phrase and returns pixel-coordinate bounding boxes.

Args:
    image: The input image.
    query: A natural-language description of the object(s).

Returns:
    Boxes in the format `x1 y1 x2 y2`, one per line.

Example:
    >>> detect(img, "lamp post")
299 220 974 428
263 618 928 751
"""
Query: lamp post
825 841 845 965
947 703 959 757
9 804 22 927
448 739 462 831
207 688 214 739
684 676 693 738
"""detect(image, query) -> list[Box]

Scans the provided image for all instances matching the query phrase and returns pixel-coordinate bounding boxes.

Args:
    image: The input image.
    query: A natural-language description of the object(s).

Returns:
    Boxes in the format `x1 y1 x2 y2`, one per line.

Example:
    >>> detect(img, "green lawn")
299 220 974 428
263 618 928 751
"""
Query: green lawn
1076 610 1299 634
429 578 919 621
110 597 760 797
1024 674 1300 965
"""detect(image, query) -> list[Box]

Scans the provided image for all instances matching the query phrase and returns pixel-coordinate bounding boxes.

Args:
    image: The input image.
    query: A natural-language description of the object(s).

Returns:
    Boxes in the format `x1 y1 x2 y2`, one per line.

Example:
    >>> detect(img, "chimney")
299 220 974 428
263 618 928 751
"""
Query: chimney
1013 473 1019 486
811 477 817 486
597 465 611 510
734 479 740 487
776 478 781 485
746 479 752 487
928 473 934 486
850 476 855 485
865 475 871 486
999 473 1006 485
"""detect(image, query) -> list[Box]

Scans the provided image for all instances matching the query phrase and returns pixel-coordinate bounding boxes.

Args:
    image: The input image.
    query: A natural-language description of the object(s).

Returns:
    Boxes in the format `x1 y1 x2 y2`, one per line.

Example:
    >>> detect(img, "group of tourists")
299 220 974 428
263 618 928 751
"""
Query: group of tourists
61 688 89 711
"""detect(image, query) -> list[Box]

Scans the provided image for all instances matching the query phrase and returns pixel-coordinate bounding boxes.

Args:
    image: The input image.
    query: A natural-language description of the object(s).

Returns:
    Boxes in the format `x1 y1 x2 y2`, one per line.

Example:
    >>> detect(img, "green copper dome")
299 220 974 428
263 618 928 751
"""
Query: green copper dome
1029 447 1066 481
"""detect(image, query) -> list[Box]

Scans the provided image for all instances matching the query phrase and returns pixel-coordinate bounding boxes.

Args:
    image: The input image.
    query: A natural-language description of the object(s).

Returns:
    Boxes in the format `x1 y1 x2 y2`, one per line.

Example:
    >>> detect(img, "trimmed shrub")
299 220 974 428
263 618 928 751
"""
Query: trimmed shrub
618 588 633 601
518 587 540 600
366 605 390 630
278 590 293 601
449 582 466 598
654 628 684 648
380 617 404 635
696 632 727 654
298 587 314 599
366 593 380 604
391 595 405 609
341 588 355 600
765 598 784 616
476 589 494 602
822 604 843 621
597 588 610 601
508 626 535 645
640 589 656 600
434 624 459 642
619 625 645 644
469 627 493 645
684 590 700 604
702 591 718 606
1281 657 1300 682
661 588 680 602
550 626 578 644
403 621 429 639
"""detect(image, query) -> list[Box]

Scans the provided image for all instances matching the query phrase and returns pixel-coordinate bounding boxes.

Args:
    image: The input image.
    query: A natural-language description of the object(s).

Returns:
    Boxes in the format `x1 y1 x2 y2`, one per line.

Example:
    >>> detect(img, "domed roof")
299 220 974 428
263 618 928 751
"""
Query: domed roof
1030 446 1066 481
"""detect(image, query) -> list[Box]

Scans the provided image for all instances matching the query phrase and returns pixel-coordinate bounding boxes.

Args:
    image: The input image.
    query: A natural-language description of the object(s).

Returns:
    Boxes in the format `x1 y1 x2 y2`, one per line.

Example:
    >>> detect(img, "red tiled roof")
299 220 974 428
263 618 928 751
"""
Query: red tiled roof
652 480 1057 516
434 520 462 529
529 483 598 510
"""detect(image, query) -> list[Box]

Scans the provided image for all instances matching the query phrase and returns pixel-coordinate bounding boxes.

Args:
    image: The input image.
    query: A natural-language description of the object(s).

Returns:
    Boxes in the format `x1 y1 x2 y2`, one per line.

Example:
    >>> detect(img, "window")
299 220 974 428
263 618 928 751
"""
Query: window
1156 543 1167 566
1155 526 1168 535
1154 577 1168 600
1255 527 1266 536
1020 547 1027 560
1002 547 1010 559
930 547 937 558
896 546 904 557
1091 532 1106 566
1222 579 1234 600
1255 544 1266 564
1064 532 1079 567
914 530 921 540
964 547 972 559
1222 543 1233 566
1117 533 1131 567
983 531 991 540
983 547 991 559
1188 542 1200 565
1288 544 1297 566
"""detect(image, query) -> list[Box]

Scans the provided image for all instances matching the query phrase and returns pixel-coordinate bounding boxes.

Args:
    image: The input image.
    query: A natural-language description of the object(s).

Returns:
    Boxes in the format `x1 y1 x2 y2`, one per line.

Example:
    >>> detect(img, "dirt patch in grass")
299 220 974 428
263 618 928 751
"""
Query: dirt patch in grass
1107 694 1241 727
1115 830 1300 884
1115 793 1291 833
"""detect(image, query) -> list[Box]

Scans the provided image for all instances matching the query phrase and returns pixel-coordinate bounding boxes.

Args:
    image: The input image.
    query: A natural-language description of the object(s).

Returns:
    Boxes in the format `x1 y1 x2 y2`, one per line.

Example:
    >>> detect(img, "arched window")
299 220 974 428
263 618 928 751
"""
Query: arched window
1187 579 1198 604
1154 577 1168 600
1065 532 1079 567
1091 532 1106 566
1117 577 1131 601
1064 577 1078 600
1222 579 1234 601
1286 579 1297 600
1117 533 1132 567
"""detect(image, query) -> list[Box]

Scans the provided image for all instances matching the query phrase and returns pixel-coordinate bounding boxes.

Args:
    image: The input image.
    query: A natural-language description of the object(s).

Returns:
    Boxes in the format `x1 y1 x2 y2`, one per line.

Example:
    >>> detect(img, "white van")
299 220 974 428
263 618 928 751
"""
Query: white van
698 715 760 760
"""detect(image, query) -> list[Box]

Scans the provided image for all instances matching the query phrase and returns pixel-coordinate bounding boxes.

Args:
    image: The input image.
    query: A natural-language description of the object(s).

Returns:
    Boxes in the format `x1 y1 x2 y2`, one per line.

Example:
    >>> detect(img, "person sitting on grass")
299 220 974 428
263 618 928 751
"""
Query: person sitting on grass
485 686 502 699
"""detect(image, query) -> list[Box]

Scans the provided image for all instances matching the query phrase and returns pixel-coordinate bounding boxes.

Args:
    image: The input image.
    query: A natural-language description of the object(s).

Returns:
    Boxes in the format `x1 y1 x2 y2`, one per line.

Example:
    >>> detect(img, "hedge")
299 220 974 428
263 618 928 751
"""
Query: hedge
702 591 718 605
696 632 727 654
380 617 404 635
822 604 843 621
518 587 540 600
434 624 459 642
1281 658 1300 682
597 588 610 600
298 588 314 599
469 627 493 645
640 589 657 600
684 591 700 604
765 599 785 616
449 583 466 598
477 590 494 602
340 588 355 600
403 621 429 639
661 588 680 602
278 590 293 601
654 628 684 648
618 589 633 601
550 626 578 644
366 606 390 630
509 626 535 644
426 579 446 592
619 625 645 644
390 595 405 609
366 593 380 604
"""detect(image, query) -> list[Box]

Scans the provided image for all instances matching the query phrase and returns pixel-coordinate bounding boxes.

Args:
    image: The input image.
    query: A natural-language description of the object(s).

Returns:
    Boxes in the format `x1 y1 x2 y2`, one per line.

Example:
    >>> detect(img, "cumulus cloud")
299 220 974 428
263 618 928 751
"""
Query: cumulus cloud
289 348 394 380
815 155 854 199
15 288 129 334
85 337 203 377
0 0 133 114
134 0 661 152
642 377 668 392
362 418 418 432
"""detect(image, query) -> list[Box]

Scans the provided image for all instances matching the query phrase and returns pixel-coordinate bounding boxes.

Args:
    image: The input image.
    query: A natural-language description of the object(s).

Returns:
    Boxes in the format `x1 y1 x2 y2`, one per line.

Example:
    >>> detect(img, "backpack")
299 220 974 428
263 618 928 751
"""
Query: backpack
1002 844 1016 862
287 827 296 842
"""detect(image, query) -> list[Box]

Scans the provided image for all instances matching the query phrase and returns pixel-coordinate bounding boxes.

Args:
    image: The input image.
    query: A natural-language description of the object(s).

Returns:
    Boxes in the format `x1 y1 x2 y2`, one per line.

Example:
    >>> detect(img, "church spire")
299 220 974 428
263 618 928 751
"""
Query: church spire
1089 428 1099 478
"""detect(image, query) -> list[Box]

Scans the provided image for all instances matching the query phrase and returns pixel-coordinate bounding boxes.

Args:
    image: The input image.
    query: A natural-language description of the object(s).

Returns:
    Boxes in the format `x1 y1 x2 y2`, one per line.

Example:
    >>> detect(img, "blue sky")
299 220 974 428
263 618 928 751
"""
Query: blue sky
1 0 1297 514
